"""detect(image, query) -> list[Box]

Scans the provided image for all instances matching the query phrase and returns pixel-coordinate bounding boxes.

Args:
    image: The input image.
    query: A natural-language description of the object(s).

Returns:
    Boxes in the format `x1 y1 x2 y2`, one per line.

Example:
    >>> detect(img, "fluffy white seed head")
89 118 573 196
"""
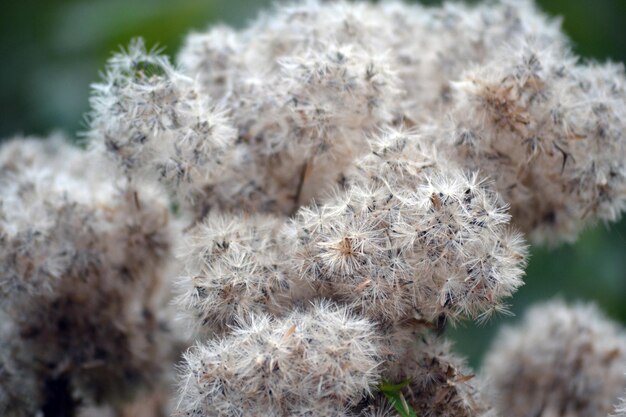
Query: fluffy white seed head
88 39 237 215
379 327 491 417
91 0 626 237
0 136 178 411
437 39 626 243
482 300 626 417
176 302 382 417
177 25 242 101
177 2 401 217
291 128 527 324
175 211 315 337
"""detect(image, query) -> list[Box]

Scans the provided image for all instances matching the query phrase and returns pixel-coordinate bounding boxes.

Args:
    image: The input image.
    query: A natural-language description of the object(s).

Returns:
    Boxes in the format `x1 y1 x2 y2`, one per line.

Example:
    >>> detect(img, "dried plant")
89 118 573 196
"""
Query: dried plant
482 300 626 417
2 1 626 416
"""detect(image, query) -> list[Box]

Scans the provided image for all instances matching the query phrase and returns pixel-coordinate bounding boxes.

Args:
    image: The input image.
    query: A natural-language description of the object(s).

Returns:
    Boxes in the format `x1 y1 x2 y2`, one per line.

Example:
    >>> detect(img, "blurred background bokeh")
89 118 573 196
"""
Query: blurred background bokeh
2 0 625 367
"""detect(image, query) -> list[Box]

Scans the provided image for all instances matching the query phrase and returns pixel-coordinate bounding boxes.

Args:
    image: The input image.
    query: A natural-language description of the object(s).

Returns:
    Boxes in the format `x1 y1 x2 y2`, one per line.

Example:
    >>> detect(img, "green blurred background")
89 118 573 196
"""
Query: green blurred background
2 0 625 367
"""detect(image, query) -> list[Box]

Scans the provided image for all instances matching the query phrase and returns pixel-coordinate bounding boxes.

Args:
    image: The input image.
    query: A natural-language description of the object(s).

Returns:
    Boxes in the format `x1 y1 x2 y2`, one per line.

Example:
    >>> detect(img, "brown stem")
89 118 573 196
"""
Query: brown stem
42 375 76 417
291 160 312 215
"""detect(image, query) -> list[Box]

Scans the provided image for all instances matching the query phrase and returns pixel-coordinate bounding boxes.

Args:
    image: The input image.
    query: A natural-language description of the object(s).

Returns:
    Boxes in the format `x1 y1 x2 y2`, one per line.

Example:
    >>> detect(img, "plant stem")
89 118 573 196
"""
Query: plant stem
42 375 76 417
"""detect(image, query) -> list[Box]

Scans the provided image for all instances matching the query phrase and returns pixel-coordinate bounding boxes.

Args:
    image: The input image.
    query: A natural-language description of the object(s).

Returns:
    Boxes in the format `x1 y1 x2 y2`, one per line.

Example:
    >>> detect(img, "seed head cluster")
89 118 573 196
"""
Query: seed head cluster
2 0 626 416
381 329 491 417
177 302 381 417
291 129 526 324
0 136 179 415
482 301 626 417
436 41 626 242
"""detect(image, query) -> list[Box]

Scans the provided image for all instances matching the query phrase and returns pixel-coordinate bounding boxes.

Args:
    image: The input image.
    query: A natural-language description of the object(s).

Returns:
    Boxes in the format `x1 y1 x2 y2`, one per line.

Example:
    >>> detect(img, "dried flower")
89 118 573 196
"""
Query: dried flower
0 136 178 413
436 41 626 243
88 39 237 215
4 0 626 415
176 302 381 417
482 300 626 417
291 128 526 324
175 211 313 337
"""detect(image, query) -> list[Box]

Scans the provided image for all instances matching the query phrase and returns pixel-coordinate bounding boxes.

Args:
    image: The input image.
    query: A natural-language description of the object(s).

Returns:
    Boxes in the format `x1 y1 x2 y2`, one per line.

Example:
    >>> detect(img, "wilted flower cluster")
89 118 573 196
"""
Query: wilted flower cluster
177 302 381 417
435 42 626 242
2 0 626 416
0 136 179 416
380 329 490 417
483 301 626 417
